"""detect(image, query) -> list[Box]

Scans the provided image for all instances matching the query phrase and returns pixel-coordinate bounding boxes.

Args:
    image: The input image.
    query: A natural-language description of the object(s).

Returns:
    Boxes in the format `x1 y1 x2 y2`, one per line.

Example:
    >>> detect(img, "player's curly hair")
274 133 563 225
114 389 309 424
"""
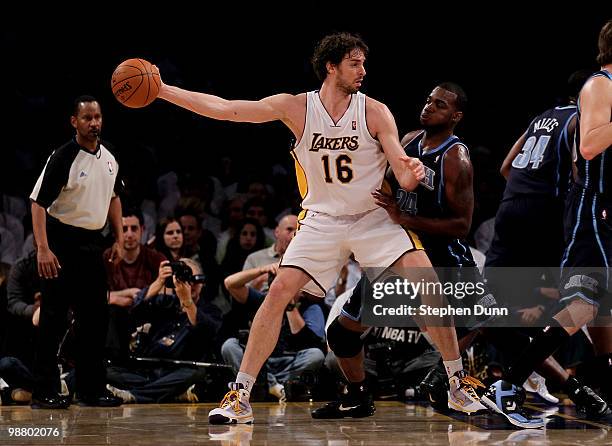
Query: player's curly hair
311 32 369 82
596 19 612 66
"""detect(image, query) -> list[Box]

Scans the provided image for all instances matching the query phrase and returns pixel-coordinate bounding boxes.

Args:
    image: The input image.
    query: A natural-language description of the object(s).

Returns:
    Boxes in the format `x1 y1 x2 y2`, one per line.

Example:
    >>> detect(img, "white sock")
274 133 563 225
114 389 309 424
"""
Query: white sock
443 357 463 378
236 372 256 394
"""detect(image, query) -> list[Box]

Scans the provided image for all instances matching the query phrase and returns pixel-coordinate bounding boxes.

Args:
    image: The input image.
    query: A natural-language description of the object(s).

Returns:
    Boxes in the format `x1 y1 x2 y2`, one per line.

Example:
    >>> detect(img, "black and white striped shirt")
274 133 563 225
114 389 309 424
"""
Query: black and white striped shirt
30 138 121 230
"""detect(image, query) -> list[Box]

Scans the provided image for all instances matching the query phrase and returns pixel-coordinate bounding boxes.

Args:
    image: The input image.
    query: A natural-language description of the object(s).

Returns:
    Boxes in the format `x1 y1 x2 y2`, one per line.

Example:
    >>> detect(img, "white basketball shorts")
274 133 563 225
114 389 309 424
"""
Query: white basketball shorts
280 207 423 297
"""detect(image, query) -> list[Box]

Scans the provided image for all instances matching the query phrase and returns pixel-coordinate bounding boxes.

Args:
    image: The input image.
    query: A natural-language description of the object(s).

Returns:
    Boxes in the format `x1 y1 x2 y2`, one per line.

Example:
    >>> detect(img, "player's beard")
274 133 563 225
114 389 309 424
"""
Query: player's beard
338 79 358 95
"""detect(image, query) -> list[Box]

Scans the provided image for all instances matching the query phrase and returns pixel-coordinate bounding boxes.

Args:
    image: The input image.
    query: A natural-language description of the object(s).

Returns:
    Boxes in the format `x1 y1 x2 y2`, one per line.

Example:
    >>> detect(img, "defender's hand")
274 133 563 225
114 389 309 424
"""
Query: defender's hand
372 189 402 225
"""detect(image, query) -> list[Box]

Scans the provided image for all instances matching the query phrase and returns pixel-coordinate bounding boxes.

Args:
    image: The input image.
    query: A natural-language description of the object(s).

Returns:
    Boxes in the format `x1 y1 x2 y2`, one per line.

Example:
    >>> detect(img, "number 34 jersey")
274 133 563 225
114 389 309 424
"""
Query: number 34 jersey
291 91 386 216
503 105 577 201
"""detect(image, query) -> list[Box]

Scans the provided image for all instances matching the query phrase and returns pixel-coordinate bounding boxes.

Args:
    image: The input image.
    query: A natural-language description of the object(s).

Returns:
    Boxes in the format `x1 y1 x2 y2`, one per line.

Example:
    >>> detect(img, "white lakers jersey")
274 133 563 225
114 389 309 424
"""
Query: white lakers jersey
292 91 386 216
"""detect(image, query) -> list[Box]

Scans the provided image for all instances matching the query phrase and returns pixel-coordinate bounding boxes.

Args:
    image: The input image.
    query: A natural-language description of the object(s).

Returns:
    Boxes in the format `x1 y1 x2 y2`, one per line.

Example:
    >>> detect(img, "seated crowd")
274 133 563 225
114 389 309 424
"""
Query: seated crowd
0 170 599 407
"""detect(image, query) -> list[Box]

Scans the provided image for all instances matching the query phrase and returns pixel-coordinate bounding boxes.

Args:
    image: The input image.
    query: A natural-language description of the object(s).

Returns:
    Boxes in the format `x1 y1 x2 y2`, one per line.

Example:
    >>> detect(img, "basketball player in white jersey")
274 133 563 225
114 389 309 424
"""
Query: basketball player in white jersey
154 32 485 424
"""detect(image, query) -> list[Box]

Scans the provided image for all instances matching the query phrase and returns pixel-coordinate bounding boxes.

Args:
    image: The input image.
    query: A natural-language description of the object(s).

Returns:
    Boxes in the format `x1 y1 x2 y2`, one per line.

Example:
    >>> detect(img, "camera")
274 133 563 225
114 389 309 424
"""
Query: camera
164 261 206 288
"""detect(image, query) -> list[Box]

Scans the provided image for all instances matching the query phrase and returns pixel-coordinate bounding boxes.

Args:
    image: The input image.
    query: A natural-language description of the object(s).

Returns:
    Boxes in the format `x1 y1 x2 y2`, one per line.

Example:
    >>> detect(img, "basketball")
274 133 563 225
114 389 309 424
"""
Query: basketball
111 58 160 108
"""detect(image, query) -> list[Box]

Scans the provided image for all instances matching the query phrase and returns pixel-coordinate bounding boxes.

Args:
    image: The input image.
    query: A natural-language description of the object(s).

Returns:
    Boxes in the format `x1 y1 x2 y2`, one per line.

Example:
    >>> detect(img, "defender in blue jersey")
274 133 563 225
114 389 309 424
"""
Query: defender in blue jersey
485 71 588 342
486 72 589 319
560 68 612 309
486 72 587 270
558 68 612 406
482 19 612 425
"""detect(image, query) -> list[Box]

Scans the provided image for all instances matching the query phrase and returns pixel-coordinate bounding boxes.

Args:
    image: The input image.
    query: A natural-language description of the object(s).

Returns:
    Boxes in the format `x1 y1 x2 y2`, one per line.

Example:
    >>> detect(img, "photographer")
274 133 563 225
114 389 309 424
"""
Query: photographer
105 258 222 403
221 264 325 401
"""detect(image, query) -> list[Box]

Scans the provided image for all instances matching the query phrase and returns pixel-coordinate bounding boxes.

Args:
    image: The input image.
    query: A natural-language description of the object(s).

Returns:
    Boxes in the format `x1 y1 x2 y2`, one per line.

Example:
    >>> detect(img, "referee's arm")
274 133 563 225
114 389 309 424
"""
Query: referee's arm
30 146 76 279
32 201 61 279
106 159 125 265
107 195 124 265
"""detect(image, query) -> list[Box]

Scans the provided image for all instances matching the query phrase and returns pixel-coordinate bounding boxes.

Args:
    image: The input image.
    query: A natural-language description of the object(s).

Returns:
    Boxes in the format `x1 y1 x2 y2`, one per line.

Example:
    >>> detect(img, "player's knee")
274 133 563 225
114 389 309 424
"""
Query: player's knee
327 317 364 358
394 249 431 269
417 268 439 286
267 276 297 307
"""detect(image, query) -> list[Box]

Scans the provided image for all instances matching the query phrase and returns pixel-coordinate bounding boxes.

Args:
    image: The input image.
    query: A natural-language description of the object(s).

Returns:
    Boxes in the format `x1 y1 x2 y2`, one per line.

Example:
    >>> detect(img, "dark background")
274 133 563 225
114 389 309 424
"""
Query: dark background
1 11 608 229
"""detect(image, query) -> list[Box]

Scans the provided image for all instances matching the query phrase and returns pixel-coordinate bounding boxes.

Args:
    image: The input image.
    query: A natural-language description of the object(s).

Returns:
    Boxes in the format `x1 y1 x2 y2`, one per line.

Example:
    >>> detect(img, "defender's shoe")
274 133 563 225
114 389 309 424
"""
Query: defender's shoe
523 372 559 404
565 377 610 419
481 380 545 429
208 383 253 425
311 386 375 419
448 370 487 414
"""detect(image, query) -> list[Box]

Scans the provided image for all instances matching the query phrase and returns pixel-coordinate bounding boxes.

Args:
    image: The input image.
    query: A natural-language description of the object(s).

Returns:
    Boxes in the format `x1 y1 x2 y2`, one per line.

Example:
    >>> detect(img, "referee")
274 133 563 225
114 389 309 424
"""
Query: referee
29 96 123 408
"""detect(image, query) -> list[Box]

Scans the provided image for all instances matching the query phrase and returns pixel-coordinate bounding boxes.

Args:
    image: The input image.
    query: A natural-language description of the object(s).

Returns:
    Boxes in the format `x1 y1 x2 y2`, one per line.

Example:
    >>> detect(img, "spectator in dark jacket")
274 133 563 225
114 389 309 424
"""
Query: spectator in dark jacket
105 258 222 403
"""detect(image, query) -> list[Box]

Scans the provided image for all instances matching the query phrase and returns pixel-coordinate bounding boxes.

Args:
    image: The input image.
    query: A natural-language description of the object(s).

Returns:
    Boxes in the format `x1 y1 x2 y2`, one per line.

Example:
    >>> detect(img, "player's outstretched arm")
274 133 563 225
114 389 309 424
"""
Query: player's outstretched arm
368 100 424 191
157 74 295 124
579 76 612 160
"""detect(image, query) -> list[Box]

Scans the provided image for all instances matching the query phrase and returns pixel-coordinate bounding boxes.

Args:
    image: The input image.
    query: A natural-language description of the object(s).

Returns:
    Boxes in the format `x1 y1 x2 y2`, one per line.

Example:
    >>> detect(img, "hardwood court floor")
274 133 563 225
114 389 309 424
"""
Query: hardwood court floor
0 400 610 445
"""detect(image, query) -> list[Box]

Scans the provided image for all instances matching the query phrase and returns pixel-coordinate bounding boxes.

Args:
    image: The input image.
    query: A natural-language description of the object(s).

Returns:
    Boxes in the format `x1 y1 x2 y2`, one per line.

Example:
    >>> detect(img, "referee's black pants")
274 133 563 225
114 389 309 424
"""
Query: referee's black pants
34 219 109 398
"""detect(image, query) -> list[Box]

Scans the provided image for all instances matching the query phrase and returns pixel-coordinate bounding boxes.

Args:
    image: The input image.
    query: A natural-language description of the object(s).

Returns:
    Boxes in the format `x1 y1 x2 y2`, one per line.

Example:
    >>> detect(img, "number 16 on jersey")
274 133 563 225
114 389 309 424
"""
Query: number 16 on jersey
322 154 354 183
